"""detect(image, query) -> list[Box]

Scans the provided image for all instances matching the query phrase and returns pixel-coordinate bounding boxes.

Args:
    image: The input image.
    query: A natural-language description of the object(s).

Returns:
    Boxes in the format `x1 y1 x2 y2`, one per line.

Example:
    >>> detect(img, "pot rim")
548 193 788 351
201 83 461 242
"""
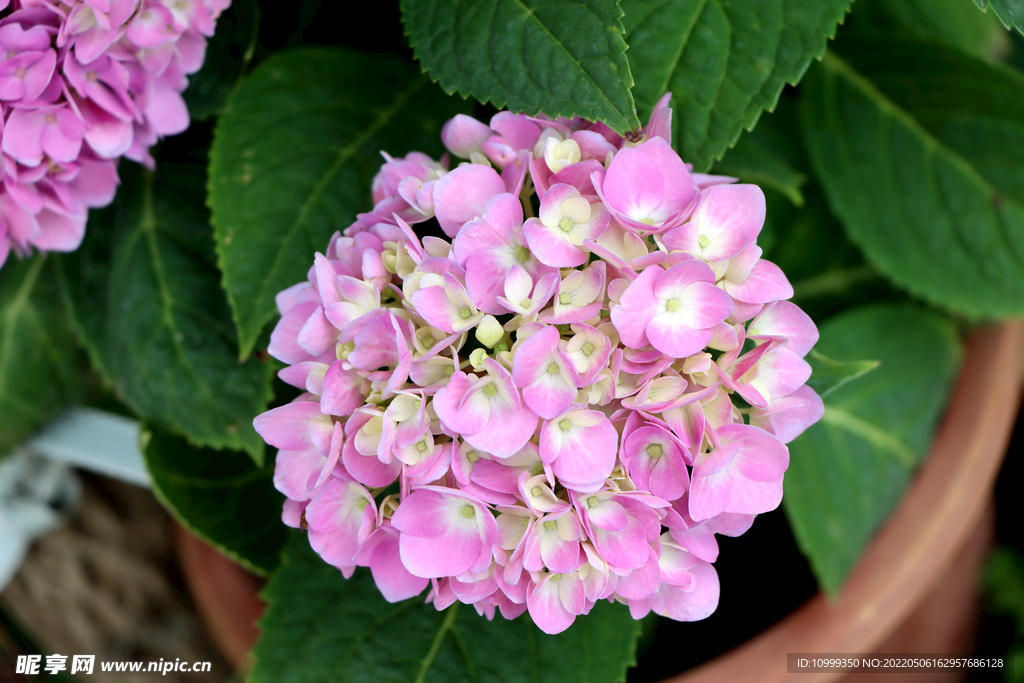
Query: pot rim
664 320 1024 683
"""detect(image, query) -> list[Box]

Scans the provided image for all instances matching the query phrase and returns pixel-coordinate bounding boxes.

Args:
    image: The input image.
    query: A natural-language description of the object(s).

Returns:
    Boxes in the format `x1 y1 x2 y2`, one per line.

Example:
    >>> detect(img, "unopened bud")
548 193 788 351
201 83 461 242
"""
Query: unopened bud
469 347 488 369
475 315 504 348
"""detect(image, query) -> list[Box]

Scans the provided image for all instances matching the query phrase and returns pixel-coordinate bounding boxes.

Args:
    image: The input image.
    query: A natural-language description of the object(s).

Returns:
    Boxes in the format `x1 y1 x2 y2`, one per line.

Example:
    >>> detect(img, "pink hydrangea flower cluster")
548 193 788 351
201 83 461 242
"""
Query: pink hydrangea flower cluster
253 95 825 634
0 0 230 267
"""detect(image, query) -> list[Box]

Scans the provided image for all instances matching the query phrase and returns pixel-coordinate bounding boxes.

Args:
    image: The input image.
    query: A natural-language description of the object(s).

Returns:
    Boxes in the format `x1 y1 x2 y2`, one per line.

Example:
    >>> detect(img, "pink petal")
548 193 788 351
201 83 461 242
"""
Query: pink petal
527 575 579 634
645 316 713 359
463 399 539 459
432 164 506 237
725 259 794 304
748 301 818 357
363 529 429 602
610 265 661 348
253 401 322 451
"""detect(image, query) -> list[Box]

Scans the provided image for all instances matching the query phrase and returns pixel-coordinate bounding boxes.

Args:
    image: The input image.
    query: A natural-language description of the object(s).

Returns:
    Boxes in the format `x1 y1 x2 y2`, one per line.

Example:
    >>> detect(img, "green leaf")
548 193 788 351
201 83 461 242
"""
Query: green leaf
57 162 273 463
801 49 1024 318
847 0 1008 59
400 0 639 134
830 37 1024 203
253 534 642 683
183 0 260 121
209 47 468 360
141 424 286 576
622 0 851 170
805 350 880 397
783 304 962 595
712 125 807 206
0 256 78 455
985 547 1024 629
974 0 1024 34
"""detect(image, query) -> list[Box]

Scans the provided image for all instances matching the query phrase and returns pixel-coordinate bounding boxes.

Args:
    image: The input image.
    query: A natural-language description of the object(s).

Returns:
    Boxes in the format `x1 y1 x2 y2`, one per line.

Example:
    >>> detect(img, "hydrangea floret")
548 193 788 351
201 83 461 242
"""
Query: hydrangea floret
0 0 231 267
253 95 825 634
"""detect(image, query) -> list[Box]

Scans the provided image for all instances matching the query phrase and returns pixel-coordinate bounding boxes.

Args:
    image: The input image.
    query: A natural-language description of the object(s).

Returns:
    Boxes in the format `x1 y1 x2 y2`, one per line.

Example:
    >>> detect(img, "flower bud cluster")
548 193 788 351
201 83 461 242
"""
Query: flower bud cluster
0 0 230 267
254 95 824 634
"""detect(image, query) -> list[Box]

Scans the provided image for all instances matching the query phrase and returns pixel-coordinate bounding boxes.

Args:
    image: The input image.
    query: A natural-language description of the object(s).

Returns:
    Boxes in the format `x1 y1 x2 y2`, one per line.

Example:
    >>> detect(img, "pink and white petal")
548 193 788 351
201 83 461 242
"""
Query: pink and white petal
273 448 325 501
751 385 824 443
522 375 578 420
320 362 365 416
648 450 690 500
466 251 515 314
748 301 818 357
756 348 812 401
366 531 429 602
689 184 765 261
268 301 320 364
601 145 666 219
390 489 461 538
512 325 560 388
548 414 618 490
645 315 713 358
652 561 719 621
524 222 589 267
615 547 661 600
676 281 735 330
541 535 580 574
610 265 661 348
432 371 477 434
253 401 322 451
398 530 483 579
342 439 401 488
705 512 756 537
528 577 577 634
409 285 460 333
582 498 628 532
464 401 539 459
653 259 716 299
591 517 650 570
668 524 719 564
725 259 794 304
432 165 506 237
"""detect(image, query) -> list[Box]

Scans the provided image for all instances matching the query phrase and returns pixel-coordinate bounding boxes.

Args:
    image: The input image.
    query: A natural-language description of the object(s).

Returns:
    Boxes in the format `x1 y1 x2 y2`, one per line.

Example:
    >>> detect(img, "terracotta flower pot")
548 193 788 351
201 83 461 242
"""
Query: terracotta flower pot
176 321 1024 680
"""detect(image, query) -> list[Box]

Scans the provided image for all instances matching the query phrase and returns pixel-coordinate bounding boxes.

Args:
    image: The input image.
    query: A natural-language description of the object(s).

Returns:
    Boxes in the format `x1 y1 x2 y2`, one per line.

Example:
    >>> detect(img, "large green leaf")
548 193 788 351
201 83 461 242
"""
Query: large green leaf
974 0 1024 34
142 424 286 576
801 49 1024 318
831 37 1024 203
783 305 961 594
253 534 642 683
400 0 639 134
57 162 273 463
209 47 467 360
621 0 850 170
849 0 1008 59
0 256 78 455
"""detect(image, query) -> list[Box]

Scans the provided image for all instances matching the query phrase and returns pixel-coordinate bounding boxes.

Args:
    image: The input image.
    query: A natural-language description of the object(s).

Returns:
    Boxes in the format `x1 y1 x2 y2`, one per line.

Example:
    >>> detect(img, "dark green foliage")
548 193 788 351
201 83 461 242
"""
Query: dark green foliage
0 257 79 455
57 163 273 463
401 0 640 134
252 534 643 683
974 0 1024 34
622 0 851 170
803 47 1024 317
208 47 468 359
784 305 961 594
